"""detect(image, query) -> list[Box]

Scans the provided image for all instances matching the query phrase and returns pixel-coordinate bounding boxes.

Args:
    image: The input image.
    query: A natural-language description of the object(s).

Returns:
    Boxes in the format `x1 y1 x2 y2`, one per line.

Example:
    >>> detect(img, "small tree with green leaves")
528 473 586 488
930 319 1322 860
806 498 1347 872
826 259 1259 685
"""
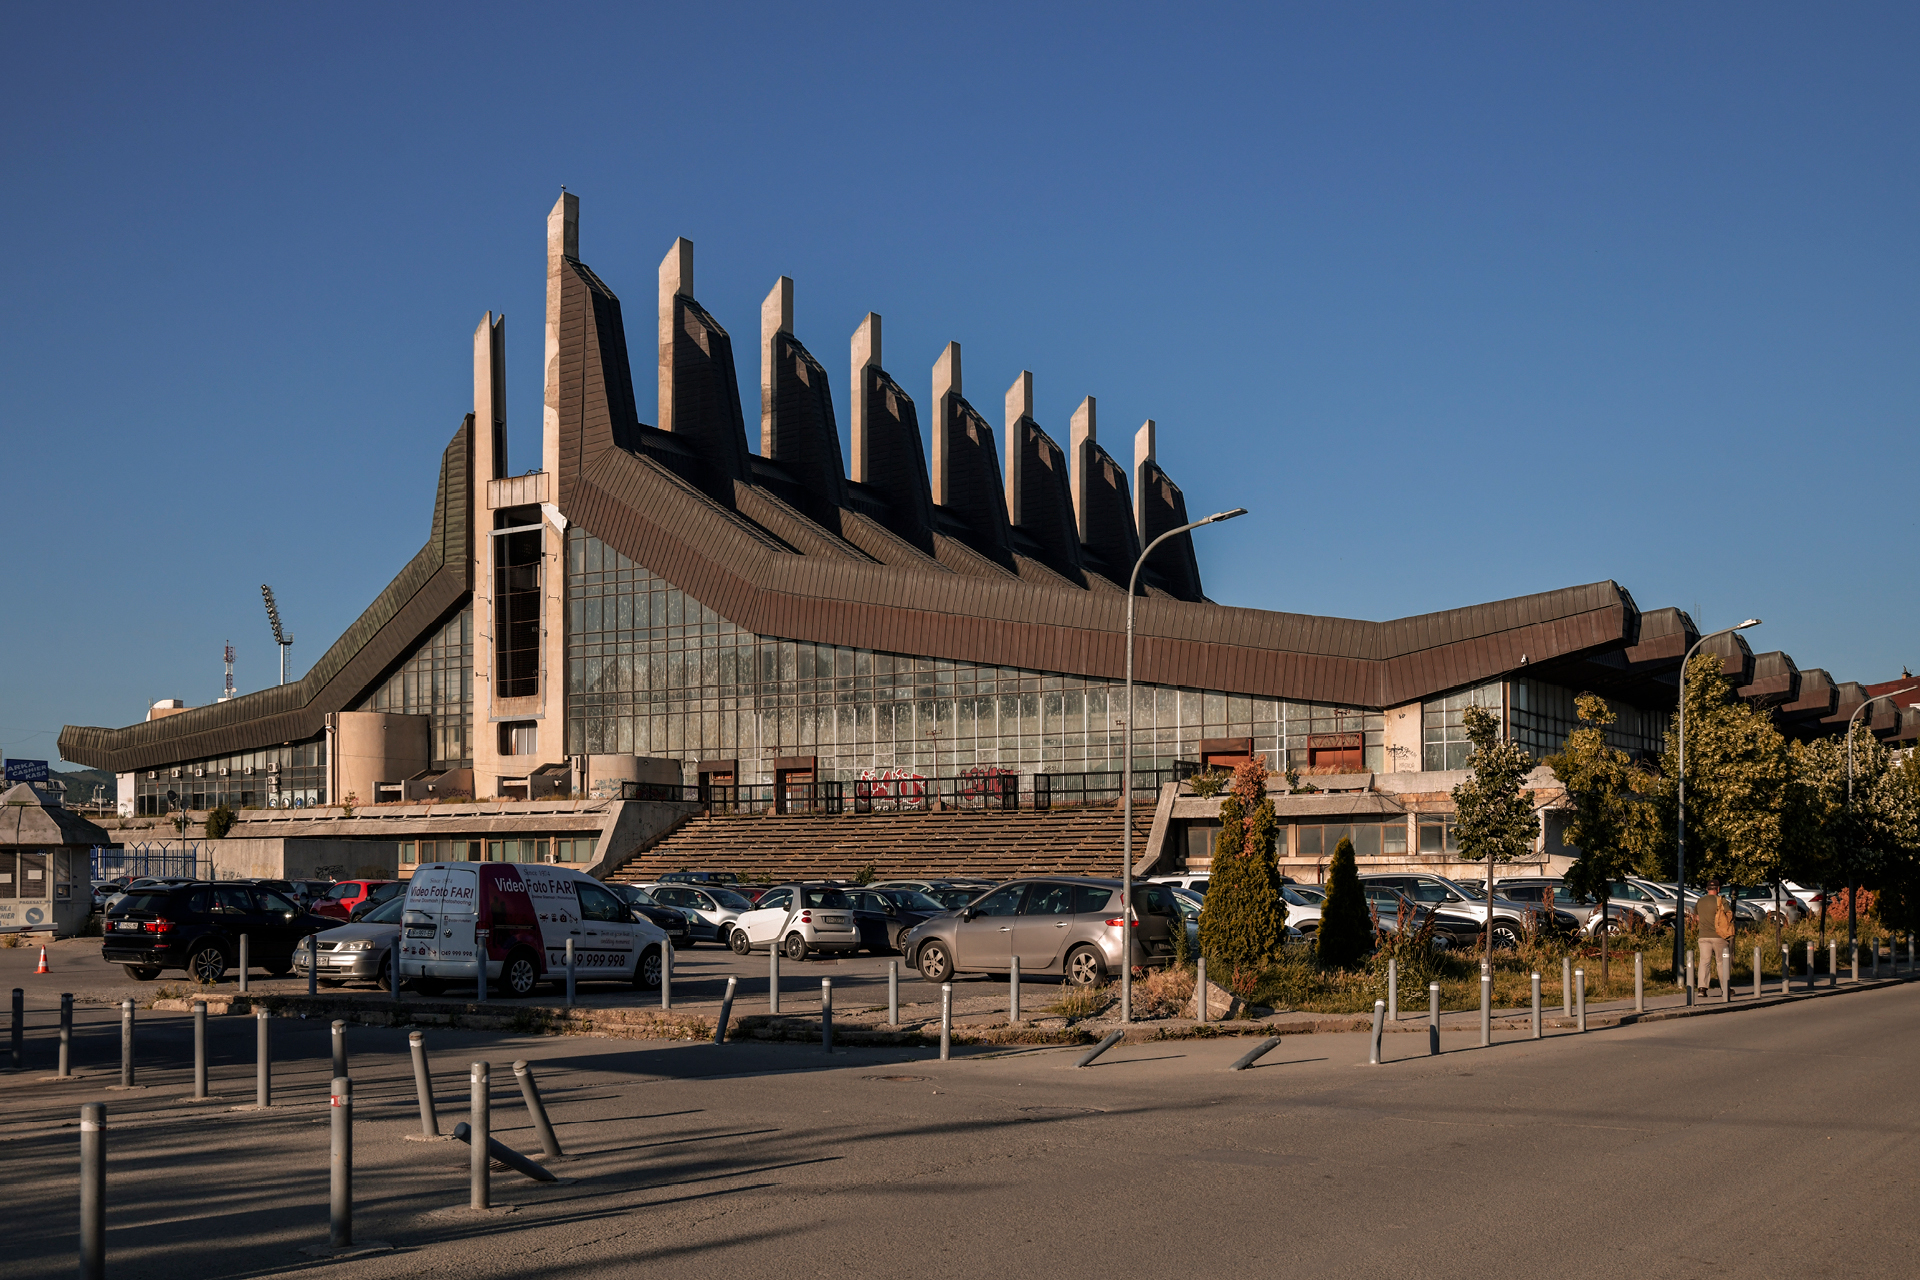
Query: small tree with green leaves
1315 836 1372 969
1452 704 1541 956
204 803 236 840
1545 693 1651 984
1197 758 1288 997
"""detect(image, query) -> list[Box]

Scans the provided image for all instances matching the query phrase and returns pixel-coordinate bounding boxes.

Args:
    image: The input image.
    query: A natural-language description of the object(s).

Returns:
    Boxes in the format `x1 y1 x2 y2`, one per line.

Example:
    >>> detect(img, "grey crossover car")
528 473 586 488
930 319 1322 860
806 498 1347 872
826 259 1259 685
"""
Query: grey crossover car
293 895 402 988
899 876 1179 987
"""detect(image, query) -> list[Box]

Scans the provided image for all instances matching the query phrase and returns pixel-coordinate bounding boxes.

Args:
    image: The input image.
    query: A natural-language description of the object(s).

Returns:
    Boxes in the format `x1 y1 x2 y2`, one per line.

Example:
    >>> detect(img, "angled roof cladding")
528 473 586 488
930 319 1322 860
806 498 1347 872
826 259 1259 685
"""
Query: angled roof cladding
1008 414 1085 584
59 422 473 773
934 392 1016 569
763 329 850 531
663 293 753 503
1136 457 1204 602
554 257 644 513
858 366 936 553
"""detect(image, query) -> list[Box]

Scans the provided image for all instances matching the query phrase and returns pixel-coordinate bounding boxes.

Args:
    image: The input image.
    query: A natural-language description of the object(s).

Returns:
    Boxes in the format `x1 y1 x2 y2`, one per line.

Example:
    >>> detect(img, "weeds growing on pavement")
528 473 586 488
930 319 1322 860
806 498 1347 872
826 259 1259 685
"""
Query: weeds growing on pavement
1130 966 1196 1019
1046 983 1114 1020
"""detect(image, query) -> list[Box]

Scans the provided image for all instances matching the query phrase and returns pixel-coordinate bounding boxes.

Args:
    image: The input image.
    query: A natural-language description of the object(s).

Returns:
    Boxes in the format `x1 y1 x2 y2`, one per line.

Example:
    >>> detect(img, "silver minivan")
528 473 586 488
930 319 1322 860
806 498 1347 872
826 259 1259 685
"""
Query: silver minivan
900 877 1178 987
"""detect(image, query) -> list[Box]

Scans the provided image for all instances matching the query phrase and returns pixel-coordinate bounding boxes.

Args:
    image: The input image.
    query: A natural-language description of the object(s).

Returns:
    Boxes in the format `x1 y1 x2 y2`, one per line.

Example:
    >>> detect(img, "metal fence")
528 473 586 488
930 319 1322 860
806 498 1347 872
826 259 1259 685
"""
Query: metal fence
599 761 1201 817
90 842 204 882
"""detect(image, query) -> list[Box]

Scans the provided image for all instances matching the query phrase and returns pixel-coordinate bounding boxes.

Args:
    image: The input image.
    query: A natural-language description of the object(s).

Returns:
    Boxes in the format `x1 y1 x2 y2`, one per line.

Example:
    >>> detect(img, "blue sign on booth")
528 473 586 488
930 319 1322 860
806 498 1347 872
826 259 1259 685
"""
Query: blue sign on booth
4 759 49 782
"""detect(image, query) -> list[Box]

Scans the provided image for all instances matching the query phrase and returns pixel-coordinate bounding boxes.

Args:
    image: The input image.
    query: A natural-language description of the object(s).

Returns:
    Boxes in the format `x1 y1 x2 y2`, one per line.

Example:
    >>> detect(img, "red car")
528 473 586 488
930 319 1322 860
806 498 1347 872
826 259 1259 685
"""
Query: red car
311 879 395 921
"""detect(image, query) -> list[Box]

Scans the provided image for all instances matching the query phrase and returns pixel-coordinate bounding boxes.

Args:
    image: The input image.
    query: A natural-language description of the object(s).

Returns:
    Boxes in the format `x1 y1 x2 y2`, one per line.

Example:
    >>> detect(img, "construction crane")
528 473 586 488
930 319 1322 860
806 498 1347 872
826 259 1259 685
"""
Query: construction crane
260 584 294 685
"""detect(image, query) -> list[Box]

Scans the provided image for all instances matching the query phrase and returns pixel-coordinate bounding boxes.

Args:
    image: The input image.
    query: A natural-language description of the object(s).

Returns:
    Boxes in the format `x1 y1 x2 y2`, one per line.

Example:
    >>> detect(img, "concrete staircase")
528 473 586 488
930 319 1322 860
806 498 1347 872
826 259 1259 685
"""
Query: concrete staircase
602 805 1154 886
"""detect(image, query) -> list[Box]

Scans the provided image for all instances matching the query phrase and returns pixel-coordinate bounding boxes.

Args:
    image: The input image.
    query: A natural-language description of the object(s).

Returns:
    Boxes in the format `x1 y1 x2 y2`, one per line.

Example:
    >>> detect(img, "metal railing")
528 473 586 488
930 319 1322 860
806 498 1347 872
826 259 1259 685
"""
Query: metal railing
602 762 1204 817
90 842 204 881
1032 763 1199 811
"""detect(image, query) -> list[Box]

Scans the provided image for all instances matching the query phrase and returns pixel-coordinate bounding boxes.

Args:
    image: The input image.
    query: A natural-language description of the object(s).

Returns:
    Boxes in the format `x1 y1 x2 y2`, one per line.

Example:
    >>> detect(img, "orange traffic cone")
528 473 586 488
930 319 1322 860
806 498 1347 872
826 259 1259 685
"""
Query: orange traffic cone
35 946 50 974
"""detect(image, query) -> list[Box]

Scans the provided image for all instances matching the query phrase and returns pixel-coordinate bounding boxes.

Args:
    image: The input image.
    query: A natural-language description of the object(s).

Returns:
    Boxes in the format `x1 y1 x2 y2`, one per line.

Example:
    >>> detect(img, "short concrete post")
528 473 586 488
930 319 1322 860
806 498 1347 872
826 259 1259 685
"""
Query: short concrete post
1387 959 1398 1022
119 999 133 1088
79 1102 105 1280
887 961 899 1026
1368 1000 1385 1065
769 945 780 1014
1428 982 1440 1056
9 987 20 1070
409 1032 438 1137
1850 943 1859 984
331 1019 347 1081
469 1062 489 1211
1530 972 1541 1039
239 932 250 995
1008 957 1020 1024
1562 957 1572 1018
1830 940 1839 988
1752 947 1762 1000
1780 944 1790 995
192 1001 207 1099
1195 956 1207 1024
255 1006 270 1107
1634 952 1644 1013
1575 969 1587 1032
713 976 738 1044
661 942 673 1011
939 982 952 1061
513 1060 562 1159
58 992 72 1078
307 933 318 997
821 978 834 1052
329 1076 352 1248
564 938 575 1007
1479 973 1491 1047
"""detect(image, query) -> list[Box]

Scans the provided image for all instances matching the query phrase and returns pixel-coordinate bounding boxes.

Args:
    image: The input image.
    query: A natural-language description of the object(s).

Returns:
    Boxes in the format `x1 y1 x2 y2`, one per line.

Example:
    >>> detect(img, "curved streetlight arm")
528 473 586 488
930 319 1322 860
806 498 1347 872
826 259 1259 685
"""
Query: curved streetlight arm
1674 617 1760 1002
1121 507 1246 1024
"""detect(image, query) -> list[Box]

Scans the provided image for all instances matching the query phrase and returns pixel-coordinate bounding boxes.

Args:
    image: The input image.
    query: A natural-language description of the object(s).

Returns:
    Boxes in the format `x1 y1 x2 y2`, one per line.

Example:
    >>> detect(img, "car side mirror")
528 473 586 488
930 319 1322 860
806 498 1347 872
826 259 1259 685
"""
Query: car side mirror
960 907 976 921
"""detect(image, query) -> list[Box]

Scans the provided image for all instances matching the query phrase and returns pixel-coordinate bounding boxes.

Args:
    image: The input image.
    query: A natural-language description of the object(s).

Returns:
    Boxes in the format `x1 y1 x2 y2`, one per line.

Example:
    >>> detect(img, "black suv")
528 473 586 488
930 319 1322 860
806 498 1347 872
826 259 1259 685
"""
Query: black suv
103 881 330 983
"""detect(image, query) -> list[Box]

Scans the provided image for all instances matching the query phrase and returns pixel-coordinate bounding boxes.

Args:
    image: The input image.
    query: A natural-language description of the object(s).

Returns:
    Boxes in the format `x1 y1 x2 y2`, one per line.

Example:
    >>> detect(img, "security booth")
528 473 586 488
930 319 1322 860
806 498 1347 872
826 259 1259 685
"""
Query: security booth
1 781 108 937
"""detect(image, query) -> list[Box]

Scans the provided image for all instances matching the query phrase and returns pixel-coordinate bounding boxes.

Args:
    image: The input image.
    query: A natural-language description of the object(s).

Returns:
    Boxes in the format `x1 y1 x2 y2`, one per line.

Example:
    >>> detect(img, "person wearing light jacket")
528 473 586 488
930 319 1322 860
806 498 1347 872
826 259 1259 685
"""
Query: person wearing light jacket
1695 879 1735 997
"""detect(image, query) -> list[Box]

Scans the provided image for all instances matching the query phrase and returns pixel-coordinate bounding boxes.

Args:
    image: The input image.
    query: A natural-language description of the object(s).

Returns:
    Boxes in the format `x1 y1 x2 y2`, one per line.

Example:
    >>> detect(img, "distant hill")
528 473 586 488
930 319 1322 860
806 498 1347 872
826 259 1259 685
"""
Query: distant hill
51 766 116 806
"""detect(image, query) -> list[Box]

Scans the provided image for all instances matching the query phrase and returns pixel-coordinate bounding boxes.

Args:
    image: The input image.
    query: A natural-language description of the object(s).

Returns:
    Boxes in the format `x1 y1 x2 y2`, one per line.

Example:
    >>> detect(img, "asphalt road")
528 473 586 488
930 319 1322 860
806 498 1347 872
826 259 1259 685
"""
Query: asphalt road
3 958 1915 1279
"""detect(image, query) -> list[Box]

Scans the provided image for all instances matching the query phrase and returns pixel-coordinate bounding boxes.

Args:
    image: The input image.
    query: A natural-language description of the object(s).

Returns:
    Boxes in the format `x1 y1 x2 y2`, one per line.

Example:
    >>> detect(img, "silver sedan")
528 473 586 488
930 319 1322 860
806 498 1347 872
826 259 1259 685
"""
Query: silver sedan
638 883 754 945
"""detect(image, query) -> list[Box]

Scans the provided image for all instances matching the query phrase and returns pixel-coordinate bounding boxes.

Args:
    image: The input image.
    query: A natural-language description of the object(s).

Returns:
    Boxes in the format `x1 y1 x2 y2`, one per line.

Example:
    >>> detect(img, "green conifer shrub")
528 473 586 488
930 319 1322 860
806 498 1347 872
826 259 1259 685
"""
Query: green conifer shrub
1197 758 1288 997
1316 836 1373 969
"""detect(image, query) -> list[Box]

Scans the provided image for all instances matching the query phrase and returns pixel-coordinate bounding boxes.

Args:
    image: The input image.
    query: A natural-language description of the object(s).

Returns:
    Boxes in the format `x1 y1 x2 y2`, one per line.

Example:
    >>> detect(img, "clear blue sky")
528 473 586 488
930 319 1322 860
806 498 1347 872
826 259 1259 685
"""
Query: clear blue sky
3 3 1916 765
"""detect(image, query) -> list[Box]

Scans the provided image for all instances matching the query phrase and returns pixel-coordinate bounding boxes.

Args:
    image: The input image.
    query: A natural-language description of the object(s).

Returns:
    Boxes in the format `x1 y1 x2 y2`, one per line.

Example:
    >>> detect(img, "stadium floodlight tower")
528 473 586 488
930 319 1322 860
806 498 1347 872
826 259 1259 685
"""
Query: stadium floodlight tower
260 584 295 686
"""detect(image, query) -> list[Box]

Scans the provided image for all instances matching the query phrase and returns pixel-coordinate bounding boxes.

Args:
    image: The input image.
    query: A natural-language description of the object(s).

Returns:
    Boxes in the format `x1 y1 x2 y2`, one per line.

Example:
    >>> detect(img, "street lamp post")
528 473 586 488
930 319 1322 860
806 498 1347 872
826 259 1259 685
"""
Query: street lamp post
1675 618 1761 1005
1844 686 1916 952
1121 507 1246 1024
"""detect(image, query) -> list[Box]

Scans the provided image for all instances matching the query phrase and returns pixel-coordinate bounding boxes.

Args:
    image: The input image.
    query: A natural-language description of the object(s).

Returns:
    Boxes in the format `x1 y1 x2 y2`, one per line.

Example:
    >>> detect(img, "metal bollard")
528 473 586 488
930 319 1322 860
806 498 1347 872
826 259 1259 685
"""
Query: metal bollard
410 1032 439 1137
470 1062 490 1210
1634 951 1644 1014
59 992 72 1078
1195 956 1207 1024
1562 957 1572 1018
1387 959 1397 1023
1806 940 1816 989
564 938 575 1008
1368 1000 1385 1065
1752 947 1762 1000
308 933 318 997
1850 944 1859 984
1229 1036 1282 1071
193 1001 208 1099
887 961 899 1026
390 934 401 1003
10 987 20 1071
769 945 780 1014
1428 982 1440 1056
1009 957 1020 1024
1720 947 1731 1003
1830 941 1839 988
1685 956 1695 997
239 932 250 994
256 1007 271 1107
451 1122 556 1182
822 978 834 1052
331 1019 347 1080
1576 969 1587 1031
714 976 738 1045
119 1000 133 1088
329 1076 352 1248
1871 936 1879 977
513 1060 563 1159
476 929 489 1003
661 942 672 1011
1530 972 1541 1039
1479 973 1491 1047
79 1103 105 1280
1780 944 1790 995
939 982 952 1061
1076 1029 1126 1068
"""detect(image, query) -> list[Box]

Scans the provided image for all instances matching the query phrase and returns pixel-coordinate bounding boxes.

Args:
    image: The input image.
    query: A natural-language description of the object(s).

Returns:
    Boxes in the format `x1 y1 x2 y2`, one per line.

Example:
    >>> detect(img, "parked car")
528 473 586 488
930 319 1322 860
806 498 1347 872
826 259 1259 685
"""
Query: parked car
1492 878 1609 934
90 881 119 912
1148 875 1211 894
313 879 396 922
900 877 1180 987
102 881 330 982
1169 884 1300 949
1289 884 1327 907
103 876 197 914
657 870 743 887
400 861 669 998
1783 881 1826 915
1279 885 1323 936
294 895 405 989
1357 873 1539 948
287 879 335 909
843 887 945 954
607 883 694 947
1729 884 1808 925
640 882 756 944
347 880 407 922
724 884 861 959
1361 884 1485 950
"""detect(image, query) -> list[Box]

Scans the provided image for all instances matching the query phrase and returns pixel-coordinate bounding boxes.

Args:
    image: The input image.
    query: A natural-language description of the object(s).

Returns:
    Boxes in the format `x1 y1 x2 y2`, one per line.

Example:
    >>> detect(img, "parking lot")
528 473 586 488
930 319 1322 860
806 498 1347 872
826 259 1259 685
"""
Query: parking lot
4 972 1917 1279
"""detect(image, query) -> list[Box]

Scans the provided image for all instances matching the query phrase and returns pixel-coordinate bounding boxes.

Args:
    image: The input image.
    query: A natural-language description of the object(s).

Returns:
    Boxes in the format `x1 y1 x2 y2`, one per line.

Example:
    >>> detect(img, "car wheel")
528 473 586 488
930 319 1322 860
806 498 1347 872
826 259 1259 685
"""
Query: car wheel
917 941 952 983
783 932 809 961
414 977 446 998
728 928 752 955
376 958 394 992
1491 920 1523 950
188 945 228 985
1064 945 1105 988
501 947 541 998
1765 909 1787 926
633 945 663 991
123 965 160 981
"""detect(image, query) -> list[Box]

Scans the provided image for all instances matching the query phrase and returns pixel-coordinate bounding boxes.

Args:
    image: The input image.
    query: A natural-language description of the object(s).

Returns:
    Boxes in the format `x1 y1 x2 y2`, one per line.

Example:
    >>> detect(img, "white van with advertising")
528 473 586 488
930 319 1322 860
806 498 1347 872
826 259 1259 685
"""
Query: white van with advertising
400 862 668 998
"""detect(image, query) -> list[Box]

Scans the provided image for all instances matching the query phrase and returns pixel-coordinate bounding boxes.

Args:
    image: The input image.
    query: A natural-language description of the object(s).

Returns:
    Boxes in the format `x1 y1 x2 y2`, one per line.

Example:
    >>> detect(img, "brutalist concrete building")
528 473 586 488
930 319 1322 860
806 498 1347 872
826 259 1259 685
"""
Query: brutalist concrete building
58 195 1916 883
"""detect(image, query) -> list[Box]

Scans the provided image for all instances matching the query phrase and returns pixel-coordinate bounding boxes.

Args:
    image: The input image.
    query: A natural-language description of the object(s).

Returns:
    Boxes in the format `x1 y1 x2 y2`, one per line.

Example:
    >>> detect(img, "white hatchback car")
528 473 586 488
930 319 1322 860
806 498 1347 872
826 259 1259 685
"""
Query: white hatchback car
726 883 860 959
640 882 755 946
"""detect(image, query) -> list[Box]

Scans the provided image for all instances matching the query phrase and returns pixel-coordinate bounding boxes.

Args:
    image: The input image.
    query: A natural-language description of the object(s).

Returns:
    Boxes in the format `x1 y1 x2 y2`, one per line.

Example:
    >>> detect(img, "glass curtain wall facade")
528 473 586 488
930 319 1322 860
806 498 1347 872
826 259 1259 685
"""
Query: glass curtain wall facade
1424 677 1669 770
132 740 328 813
355 607 474 770
566 531 1383 783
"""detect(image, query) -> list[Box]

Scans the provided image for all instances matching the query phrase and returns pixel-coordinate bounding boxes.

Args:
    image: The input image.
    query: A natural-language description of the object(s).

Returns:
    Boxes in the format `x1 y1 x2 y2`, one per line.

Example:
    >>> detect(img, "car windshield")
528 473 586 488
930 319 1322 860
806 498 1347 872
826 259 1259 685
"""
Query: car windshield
881 890 945 912
363 897 407 924
1281 886 1315 907
707 889 753 910
797 887 850 909
114 891 174 914
930 888 981 909
624 886 659 906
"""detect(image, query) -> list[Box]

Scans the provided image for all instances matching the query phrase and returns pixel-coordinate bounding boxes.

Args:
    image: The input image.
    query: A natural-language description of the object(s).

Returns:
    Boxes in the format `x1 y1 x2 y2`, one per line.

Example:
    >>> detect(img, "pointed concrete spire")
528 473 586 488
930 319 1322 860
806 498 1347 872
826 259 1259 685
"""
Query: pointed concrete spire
1004 371 1032 522
658 237 693 432
542 191 577 478
849 313 881 484
930 341 961 506
1069 396 1096 544
474 311 506 481
1133 419 1155 540
760 276 793 457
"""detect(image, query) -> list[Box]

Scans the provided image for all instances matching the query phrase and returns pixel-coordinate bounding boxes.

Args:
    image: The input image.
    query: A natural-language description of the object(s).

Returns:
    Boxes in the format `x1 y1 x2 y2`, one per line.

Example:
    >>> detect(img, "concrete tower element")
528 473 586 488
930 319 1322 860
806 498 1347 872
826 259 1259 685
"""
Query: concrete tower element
1069 397 1096 542
928 342 1014 568
545 191 642 512
1004 371 1032 520
1132 419 1154 535
655 237 751 505
759 276 793 457
657 238 693 434
1069 396 1144 590
930 342 960 506
1132 419 1205 601
474 312 506 482
1003 371 1083 583
541 191 578 479
849 314 880 485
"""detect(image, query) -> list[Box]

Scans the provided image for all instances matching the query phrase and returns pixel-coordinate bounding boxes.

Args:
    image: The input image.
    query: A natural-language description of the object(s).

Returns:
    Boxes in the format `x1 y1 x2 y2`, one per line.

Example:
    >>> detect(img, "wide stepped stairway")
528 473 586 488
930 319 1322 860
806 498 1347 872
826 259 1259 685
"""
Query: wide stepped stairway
603 806 1153 886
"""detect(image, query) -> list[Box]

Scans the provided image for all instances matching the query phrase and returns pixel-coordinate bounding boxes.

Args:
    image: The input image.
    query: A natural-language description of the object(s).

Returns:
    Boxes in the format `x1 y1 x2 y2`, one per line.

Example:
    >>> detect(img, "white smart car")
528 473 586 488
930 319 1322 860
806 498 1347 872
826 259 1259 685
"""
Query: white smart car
725 883 860 960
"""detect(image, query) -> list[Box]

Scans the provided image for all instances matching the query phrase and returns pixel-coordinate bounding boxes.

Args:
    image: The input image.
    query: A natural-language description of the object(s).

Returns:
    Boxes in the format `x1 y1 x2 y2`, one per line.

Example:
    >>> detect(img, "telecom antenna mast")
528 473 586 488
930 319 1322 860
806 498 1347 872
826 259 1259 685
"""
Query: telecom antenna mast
260 584 294 685
222 642 236 701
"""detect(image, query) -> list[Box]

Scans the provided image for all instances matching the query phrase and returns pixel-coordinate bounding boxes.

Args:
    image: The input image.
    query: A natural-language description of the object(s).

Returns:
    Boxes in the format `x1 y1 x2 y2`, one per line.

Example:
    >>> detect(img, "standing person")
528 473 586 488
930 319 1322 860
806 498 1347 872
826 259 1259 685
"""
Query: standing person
1695 879 1734 997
